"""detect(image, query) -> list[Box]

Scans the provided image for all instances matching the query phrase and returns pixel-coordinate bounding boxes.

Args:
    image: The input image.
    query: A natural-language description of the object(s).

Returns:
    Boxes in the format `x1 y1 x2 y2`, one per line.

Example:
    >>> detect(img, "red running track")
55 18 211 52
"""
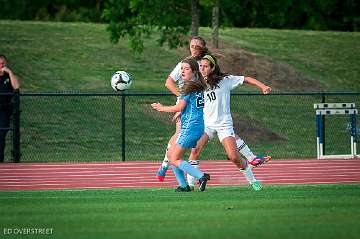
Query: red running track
0 159 360 190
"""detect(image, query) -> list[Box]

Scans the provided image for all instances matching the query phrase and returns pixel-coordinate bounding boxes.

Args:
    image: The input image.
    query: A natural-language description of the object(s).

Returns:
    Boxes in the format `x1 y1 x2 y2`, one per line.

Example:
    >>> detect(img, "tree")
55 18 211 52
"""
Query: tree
190 0 200 36
200 0 220 48
102 0 192 54
211 0 219 48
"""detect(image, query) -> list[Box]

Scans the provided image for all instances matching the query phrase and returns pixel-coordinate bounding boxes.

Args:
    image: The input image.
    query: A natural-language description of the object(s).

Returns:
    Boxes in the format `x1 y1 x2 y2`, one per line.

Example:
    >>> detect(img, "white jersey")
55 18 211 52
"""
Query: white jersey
169 60 202 89
169 62 183 88
204 75 245 128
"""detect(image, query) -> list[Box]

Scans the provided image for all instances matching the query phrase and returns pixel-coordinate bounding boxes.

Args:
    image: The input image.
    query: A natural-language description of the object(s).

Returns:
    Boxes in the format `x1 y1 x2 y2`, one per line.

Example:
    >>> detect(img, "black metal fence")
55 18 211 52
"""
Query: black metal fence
1 92 359 163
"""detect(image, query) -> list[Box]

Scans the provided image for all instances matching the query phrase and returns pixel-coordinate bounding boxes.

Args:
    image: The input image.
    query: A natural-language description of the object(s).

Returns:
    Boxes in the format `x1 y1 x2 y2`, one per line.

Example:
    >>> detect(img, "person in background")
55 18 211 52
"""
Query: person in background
0 54 20 162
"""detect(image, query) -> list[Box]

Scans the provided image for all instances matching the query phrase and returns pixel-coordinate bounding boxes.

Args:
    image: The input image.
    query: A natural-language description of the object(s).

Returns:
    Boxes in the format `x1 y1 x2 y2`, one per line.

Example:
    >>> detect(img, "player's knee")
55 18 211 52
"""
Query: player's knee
191 148 200 159
167 152 179 165
226 153 239 162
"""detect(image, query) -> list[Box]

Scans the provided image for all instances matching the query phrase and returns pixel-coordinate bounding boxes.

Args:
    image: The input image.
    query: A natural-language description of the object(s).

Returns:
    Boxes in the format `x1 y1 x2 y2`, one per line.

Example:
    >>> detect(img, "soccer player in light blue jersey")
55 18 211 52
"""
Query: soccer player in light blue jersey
156 36 209 182
151 57 210 192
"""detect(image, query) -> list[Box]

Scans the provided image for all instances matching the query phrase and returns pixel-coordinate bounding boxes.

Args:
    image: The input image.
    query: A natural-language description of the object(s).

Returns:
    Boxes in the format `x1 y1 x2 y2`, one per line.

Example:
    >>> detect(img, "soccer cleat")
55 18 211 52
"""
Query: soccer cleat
250 180 263 191
175 185 191 192
198 173 210 191
156 165 169 182
248 154 271 168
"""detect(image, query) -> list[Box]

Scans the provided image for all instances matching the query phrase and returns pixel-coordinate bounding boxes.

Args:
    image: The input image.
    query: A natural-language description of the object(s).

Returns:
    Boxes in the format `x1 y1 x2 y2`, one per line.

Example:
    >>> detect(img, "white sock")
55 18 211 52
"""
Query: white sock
161 144 171 169
236 138 256 161
240 165 257 184
186 160 199 187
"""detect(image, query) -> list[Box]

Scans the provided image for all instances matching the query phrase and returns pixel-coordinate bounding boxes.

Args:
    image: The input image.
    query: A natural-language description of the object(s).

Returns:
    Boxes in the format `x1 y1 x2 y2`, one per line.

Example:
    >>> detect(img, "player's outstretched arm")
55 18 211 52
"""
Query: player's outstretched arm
151 99 186 113
244 76 271 94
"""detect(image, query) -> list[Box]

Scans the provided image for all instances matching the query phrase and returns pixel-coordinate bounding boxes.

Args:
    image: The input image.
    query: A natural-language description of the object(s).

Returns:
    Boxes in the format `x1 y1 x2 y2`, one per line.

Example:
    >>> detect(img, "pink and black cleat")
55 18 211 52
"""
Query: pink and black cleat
248 154 271 168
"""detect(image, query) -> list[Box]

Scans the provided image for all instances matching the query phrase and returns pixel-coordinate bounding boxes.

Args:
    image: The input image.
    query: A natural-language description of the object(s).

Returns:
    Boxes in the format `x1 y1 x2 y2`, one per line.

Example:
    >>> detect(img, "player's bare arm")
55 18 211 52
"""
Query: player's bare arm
151 99 186 113
165 76 181 96
244 76 271 94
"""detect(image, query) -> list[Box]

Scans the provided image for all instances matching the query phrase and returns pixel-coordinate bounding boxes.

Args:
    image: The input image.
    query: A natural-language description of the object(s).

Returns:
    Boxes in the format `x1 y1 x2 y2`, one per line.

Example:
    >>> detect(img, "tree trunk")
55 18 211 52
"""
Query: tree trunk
96 0 102 11
191 0 200 36
212 0 219 48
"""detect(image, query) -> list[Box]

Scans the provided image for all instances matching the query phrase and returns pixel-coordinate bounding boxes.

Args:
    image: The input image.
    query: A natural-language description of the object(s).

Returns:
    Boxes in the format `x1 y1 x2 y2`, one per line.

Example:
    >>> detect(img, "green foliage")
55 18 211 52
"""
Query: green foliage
214 0 359 31
102 0 190 53
0 0 104 22
200 0 216 8
0 0 358 31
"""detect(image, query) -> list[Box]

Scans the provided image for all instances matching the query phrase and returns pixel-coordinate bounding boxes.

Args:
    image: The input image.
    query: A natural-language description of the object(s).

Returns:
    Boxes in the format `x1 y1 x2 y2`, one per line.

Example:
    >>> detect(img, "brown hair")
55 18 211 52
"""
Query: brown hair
190 36 206 47
189 36 211 61
202 54 229 90
180 57 207 95
0 54 7 61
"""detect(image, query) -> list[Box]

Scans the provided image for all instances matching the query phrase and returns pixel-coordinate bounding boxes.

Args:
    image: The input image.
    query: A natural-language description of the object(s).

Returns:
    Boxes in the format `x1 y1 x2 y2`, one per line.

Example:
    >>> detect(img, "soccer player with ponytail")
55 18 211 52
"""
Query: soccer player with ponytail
186 54 272 191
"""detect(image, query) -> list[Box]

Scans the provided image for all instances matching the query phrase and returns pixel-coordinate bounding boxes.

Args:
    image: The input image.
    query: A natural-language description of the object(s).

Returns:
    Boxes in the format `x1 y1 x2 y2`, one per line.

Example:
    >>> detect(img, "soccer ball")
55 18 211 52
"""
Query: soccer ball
111 71 133 91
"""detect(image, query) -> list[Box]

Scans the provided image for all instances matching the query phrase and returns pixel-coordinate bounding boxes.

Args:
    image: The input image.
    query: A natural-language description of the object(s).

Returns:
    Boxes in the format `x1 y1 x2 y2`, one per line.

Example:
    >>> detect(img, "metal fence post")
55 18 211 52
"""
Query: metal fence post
121 93 126 161
12 90 20 163
321 93 326 155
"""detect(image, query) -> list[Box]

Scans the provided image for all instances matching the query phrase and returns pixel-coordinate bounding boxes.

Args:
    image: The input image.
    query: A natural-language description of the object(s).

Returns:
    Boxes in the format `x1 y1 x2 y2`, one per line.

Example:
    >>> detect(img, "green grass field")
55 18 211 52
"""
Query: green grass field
1 21 359 92
216 28 360 91
1 184 360 239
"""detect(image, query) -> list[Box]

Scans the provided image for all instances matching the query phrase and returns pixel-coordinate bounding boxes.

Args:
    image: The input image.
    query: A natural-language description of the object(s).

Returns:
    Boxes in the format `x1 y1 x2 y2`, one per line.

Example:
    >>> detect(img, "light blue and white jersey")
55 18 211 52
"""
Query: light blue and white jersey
176 92 205 148
180 92 205 134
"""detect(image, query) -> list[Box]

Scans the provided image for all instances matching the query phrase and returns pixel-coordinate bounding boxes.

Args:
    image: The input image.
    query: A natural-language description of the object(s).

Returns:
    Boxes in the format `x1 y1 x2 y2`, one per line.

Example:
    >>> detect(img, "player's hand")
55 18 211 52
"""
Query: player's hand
1 67 11 74
151 102 163 111
262 86 272 94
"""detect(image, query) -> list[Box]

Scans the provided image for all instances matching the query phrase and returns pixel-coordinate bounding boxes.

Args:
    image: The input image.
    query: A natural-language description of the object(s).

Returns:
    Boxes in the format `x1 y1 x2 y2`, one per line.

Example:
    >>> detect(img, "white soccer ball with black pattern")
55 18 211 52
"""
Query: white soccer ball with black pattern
111 71 133 91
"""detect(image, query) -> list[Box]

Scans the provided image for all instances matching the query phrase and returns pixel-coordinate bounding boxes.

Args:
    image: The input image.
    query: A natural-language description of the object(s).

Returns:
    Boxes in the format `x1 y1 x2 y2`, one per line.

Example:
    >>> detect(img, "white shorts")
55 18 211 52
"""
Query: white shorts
205 126 235 143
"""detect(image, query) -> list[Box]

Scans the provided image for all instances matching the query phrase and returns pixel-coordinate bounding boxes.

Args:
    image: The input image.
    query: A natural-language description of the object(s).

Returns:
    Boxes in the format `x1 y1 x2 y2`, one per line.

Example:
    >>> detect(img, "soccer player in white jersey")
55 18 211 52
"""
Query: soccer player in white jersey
152 57 210 192
184 54 272 191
